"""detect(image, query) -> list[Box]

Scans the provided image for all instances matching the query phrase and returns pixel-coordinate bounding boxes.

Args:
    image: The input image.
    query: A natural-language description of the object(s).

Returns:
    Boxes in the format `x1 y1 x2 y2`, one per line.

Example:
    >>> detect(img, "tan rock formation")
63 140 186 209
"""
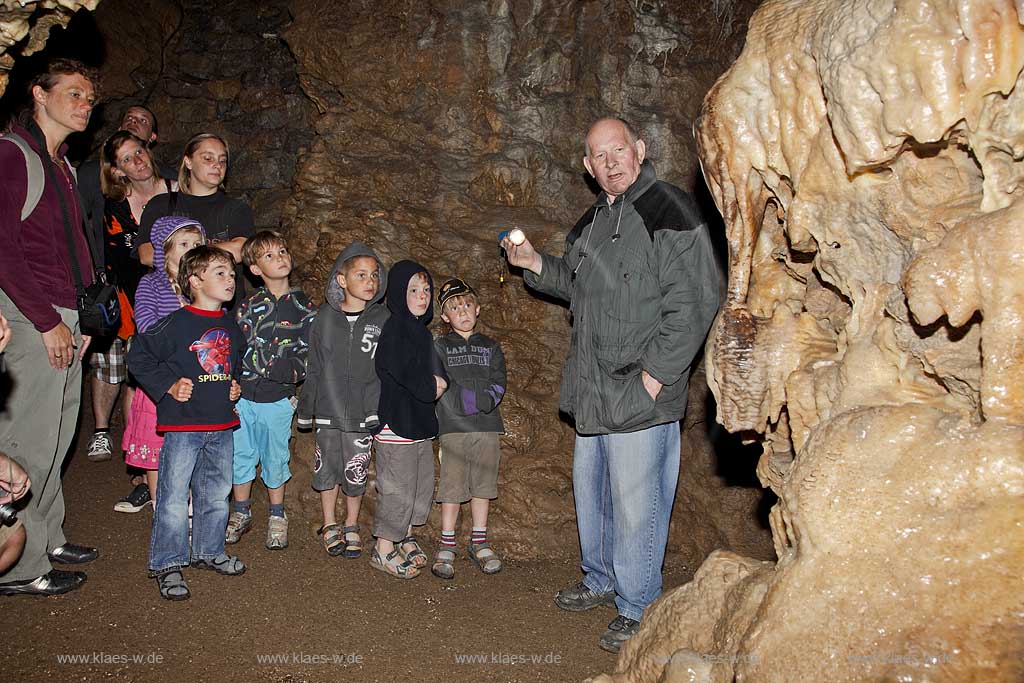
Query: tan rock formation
601 1 1024 681
0 0 100 97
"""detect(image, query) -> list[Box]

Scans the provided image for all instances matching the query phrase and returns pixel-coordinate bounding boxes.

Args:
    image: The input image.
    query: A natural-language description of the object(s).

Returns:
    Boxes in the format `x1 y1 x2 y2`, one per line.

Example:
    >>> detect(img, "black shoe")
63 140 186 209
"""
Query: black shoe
113 483 152 513
598 615 641 654
0 569 86 596
554 580 617 612
48 543 99 564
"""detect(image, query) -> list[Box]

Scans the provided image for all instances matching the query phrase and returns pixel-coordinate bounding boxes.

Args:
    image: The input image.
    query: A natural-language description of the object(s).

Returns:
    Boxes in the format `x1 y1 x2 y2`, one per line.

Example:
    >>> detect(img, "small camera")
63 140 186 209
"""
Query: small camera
0 503 17 527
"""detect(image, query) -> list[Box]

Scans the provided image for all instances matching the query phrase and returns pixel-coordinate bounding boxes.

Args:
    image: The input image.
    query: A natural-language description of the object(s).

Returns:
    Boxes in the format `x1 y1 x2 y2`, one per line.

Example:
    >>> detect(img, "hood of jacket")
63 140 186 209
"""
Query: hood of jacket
385 259 433 324
150 215 206 273
325 241 387 312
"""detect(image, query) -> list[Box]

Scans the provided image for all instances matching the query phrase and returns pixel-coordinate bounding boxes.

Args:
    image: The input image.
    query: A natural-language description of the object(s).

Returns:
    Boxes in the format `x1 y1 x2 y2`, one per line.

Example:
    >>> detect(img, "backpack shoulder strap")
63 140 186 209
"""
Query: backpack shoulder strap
1 132 45 221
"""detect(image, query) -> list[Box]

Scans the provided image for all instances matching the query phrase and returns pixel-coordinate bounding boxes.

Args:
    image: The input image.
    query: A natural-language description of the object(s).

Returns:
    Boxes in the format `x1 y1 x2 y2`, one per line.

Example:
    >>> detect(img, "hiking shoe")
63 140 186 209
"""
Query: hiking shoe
598 615 641 654
86 432 113 462
554 580 616 612
266 514 288 550
224 511 252 545
113 483 152 513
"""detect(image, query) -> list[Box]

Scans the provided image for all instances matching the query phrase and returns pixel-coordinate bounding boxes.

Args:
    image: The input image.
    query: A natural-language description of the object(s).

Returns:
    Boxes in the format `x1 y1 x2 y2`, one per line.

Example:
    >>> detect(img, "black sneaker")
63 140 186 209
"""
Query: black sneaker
598 615 641 654
113 483 152 513
554 580 617 612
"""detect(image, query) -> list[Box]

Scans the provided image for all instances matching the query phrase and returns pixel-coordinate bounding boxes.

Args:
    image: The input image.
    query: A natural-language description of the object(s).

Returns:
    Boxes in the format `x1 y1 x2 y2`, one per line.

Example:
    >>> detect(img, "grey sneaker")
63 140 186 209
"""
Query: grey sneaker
224 511 252 544
86 431 113 462
598 615 641 654
554 580 617 612
265 514 288 550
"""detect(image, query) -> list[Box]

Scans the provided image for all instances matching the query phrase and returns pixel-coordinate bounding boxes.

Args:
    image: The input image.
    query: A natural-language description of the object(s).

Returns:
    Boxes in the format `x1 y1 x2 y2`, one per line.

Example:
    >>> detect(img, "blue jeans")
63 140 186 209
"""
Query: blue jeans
573 422 680 621
149 429 233 573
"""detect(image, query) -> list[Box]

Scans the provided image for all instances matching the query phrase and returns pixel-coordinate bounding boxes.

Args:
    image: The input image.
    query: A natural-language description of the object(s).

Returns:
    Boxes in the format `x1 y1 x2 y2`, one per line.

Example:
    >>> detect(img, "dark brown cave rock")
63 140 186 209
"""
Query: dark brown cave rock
280 0 772 564
75 0 316 229
3 0 771 567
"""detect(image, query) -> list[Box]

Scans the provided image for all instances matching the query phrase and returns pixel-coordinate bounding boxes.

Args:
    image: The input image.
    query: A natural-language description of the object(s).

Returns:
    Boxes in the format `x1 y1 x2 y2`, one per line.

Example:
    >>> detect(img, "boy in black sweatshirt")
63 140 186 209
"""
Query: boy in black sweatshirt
370 260 447 580
128 245 245 601
297 241 388 559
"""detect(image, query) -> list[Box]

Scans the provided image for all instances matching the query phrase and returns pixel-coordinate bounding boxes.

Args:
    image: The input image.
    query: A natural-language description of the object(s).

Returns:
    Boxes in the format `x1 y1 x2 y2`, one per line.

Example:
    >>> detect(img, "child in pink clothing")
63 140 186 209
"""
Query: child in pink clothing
116 216 206 512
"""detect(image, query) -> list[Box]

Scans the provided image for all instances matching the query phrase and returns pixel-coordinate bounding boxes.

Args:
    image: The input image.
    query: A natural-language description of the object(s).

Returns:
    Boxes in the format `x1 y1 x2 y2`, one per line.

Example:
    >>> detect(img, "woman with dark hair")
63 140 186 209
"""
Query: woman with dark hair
0 57 100 596
88 131 177 512
137 132 253 268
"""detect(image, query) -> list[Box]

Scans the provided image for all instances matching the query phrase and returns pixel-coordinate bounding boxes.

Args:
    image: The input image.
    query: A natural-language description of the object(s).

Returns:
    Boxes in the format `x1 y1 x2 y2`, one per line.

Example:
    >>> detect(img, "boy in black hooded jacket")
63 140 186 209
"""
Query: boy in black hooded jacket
370 260 447 580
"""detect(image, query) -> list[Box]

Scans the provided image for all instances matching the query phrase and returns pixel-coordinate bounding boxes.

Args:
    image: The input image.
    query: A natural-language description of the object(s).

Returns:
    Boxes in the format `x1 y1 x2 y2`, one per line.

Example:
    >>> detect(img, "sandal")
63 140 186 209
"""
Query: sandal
156 569 190 601
191 553 246 576
342 525 363 559
399 536 428 568
318 523 345 557
467 541 503 574
431 547 456 580
369 546 421 580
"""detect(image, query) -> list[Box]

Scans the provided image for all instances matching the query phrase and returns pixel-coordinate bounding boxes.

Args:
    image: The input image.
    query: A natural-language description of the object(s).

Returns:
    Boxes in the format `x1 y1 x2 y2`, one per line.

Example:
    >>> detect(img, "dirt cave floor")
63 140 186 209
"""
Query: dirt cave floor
1 403 697 683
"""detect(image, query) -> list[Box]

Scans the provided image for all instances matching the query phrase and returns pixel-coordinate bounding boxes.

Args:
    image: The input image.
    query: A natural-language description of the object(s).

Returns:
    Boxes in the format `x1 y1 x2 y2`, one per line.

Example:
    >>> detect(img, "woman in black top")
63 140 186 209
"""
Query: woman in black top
137 132 253 267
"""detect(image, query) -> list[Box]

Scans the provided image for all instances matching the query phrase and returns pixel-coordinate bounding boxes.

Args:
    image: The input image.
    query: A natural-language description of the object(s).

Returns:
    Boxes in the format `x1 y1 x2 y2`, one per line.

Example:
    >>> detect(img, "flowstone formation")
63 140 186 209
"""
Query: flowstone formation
595 1 1024 681
279 0 772 563
0 0 99 96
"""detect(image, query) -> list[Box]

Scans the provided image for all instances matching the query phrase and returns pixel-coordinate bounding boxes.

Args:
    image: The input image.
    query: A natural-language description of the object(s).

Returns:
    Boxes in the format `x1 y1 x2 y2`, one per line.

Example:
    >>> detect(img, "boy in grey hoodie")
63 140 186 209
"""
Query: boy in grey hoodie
296 242 388 558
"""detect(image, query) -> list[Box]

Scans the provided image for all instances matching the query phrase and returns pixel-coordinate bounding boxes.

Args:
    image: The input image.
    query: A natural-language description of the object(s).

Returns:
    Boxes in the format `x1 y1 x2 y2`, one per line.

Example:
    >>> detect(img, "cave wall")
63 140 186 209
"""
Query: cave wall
279 0 772 563
2 0 774 568
597 1 1024 681
1 0 317 230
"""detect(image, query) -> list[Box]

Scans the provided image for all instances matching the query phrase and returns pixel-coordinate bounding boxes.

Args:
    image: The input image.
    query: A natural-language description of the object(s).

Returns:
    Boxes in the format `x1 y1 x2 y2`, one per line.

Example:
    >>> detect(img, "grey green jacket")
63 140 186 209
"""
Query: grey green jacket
434 331 506 435
525 161 719 435
296 241 389 431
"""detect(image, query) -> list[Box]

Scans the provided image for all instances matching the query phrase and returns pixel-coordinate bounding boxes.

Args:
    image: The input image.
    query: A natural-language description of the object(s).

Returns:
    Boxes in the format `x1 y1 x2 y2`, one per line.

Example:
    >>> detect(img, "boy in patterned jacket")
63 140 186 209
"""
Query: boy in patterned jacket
225 230 315 550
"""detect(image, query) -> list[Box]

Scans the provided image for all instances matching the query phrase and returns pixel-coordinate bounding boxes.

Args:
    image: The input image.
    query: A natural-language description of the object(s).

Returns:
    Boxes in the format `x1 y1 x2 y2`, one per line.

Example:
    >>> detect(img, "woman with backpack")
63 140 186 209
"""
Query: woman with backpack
0 58 101 597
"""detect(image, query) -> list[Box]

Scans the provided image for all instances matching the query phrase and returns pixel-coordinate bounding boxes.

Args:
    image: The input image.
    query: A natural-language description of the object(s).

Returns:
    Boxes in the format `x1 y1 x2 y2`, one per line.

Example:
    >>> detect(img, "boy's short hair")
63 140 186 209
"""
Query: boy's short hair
438 278 477 309
339 253 377 277
241 229 287 268
178 245 234 300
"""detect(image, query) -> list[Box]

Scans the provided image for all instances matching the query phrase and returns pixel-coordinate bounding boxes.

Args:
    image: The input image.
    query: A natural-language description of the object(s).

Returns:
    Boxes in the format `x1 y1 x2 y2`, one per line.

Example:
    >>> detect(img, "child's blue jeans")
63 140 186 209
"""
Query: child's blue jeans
149 429 233 573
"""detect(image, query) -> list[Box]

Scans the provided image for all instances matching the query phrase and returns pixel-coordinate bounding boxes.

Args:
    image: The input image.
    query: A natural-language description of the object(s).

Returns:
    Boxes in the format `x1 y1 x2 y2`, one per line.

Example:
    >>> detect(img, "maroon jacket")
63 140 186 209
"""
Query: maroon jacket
0 124 94 332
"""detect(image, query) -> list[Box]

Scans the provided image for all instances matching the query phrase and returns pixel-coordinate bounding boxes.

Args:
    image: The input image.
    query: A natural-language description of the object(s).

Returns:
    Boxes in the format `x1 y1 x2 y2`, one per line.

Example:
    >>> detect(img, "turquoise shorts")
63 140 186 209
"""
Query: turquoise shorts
232 397 295 489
